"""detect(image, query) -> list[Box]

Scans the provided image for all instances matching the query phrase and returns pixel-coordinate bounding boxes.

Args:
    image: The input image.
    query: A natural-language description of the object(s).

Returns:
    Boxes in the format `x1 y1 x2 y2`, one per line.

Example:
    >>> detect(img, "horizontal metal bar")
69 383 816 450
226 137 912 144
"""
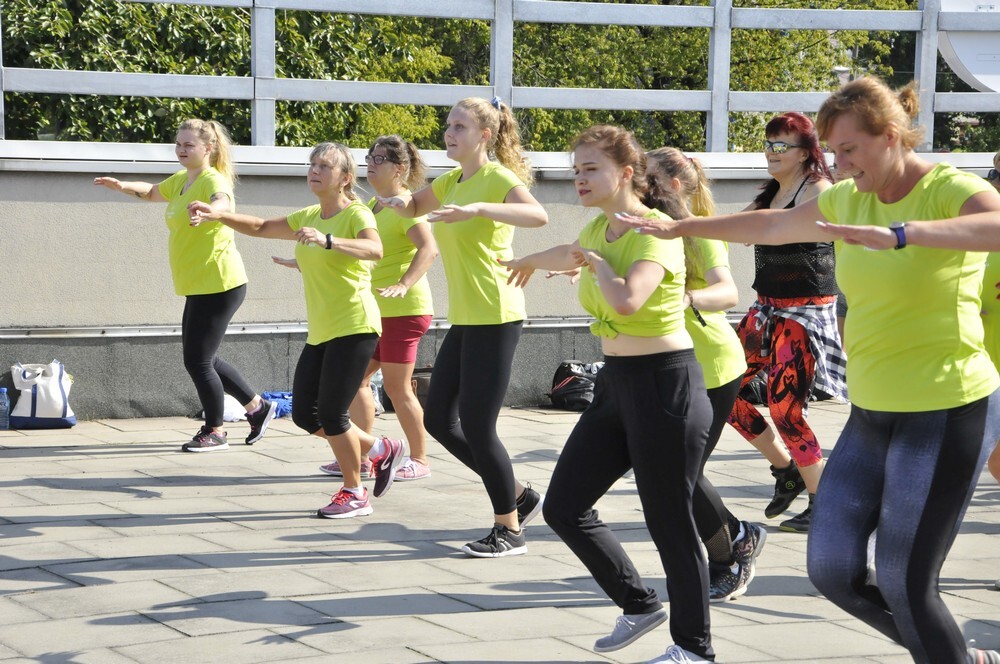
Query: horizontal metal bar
3 68 253 99
268 0 494 19
513 87 712 111
124 0 253 6
933 91 1000 112
732 8 924 31
257 78 492 105
514 1 714 27
938 11 1000 30
729 90 834 112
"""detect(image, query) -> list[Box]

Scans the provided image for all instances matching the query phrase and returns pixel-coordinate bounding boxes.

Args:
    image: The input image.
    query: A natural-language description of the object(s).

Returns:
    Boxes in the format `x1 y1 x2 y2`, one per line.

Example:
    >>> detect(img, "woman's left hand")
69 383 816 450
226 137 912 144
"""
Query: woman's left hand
427 204 477 223
571 248 603 272
295 226 325 247
816 222 896 250
615 212 680 239
377 283 409 298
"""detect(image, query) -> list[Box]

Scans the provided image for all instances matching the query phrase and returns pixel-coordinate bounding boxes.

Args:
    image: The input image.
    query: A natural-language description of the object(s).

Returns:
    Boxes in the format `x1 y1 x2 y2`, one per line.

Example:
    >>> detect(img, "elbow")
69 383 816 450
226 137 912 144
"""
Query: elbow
614 302 639 316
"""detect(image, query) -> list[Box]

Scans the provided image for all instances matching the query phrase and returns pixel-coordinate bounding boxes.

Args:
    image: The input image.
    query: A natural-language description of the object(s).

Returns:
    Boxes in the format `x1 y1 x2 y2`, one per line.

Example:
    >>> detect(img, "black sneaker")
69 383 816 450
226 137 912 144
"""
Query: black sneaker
779 494 814 532
461 525 527 558
244 398 277 445
182 426 229 453
765 462 806 518
516 484 544 527
709 561 748 602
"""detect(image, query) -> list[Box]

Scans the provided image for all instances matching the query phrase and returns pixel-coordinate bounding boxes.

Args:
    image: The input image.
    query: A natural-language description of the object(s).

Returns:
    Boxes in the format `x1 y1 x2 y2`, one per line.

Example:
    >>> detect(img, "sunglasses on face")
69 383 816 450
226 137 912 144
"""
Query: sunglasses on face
987 168 999 181
364 154 395 166
764 140 804 154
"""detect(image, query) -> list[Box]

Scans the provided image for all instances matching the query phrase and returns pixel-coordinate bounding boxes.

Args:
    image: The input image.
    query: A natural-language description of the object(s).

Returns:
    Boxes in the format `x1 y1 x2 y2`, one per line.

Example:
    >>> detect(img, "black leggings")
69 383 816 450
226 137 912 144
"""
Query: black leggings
694 377 743 565
542 350 715 661
181 284 255 428
292 333 379 436
423 322 522 516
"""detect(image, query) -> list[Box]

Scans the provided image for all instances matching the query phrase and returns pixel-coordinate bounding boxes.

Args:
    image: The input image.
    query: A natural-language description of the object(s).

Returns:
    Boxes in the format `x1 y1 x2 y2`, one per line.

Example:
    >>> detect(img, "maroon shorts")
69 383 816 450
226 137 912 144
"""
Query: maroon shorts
373 315 432 364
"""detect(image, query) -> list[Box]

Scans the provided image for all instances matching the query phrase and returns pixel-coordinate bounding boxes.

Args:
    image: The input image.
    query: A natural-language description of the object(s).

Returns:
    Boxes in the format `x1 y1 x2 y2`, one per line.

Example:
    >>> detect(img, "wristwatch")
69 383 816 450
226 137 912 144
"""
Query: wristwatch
889 222 907 250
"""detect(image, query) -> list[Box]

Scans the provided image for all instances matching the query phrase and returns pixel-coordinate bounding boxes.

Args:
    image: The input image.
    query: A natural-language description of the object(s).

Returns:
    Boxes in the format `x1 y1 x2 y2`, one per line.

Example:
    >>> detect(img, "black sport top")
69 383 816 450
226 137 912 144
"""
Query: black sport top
751 178 839 298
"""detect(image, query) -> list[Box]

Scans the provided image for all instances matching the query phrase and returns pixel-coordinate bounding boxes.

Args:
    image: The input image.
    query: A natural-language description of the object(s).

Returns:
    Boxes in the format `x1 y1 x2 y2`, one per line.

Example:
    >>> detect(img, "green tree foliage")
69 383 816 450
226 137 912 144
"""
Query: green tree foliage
3 0 996 153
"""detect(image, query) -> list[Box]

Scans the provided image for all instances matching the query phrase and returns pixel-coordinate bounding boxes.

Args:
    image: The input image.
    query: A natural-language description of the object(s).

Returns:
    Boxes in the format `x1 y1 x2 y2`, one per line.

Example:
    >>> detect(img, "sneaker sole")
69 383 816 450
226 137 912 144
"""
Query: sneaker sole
460 543 528 558
519 493 545 527
317 506 374 519
181 443 229 453
318 465 372 479
593 609 668 652
778 523 809 533
393 471 431 482
245 400 278 445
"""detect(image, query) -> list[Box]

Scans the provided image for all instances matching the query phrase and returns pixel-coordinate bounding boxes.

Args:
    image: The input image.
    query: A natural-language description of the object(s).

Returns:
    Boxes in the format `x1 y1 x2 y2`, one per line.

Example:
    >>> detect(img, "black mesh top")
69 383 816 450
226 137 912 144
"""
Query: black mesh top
751 179 839 298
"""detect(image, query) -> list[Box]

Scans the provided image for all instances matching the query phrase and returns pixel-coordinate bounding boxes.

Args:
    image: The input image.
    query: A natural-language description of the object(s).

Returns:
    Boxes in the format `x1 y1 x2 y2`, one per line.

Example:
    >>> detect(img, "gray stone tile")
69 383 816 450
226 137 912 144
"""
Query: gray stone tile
0 614 179 657
11 579 194 619
116 630 322 663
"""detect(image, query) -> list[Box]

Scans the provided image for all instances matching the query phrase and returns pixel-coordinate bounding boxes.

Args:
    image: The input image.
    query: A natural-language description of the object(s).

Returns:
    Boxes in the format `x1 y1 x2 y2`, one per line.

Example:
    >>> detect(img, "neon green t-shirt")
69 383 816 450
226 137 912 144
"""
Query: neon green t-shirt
577 210 686 339
816 163 999 411
158 168 247 296
368 199 434 319
684 238 747 389
430 162 526 325
286 201 381 345
982 252 1000 369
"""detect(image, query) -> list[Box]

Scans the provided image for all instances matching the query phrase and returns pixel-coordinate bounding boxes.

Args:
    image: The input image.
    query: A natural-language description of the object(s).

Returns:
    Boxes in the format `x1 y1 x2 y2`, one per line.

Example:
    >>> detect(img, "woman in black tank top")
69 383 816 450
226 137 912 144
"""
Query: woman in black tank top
727 112 844 534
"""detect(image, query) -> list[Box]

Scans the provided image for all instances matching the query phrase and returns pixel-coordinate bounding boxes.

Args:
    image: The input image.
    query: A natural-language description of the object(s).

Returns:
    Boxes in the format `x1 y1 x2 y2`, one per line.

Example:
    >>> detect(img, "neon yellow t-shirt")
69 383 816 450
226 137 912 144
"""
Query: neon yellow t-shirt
286 201 381 345
982 252 1000 369
577 211 686 339
368 199 434 319
158 168 247 296
684 238 747 389
430 162 525 325
816 163 998 411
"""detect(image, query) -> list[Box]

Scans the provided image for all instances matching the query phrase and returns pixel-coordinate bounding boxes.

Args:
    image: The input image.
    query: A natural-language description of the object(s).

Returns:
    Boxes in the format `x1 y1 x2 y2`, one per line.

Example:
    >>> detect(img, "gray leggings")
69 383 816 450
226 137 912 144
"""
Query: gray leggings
807 389 999 664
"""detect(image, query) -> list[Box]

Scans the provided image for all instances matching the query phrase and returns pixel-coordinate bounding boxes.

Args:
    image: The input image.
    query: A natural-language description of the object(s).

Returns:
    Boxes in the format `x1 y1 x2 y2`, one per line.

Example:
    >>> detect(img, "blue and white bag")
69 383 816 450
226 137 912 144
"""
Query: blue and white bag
10 359 77 429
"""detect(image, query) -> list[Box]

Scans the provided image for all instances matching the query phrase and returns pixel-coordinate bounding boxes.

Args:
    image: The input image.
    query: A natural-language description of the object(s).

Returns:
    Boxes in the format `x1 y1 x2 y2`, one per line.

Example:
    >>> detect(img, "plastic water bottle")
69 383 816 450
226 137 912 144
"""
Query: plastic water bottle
0 387 10 431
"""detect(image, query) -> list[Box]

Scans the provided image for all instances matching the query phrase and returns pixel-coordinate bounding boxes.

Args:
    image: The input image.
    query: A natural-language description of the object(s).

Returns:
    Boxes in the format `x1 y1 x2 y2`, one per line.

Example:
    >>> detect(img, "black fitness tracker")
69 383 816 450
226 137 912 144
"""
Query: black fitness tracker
325 233 333 250
889 222 907 250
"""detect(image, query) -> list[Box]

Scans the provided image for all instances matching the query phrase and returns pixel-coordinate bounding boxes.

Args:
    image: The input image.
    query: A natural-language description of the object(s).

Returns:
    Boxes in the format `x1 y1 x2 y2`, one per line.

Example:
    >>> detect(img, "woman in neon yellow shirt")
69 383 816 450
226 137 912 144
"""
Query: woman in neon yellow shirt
379 97 548 558
189 143 406 520
94 119 276 453
983 149 1000 492
619 77 1000 664
503 125 716 663
317 135 438 483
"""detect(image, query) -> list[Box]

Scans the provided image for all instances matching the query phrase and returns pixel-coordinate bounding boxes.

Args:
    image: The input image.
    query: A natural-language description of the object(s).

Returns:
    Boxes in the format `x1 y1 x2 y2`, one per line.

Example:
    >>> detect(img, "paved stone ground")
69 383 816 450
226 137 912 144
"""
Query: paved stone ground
1 401 998 663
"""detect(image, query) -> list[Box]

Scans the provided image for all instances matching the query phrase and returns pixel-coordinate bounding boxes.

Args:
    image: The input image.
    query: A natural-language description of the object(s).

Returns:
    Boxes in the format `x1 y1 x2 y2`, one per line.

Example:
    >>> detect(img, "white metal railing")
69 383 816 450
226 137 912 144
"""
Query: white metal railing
2 0 1000 166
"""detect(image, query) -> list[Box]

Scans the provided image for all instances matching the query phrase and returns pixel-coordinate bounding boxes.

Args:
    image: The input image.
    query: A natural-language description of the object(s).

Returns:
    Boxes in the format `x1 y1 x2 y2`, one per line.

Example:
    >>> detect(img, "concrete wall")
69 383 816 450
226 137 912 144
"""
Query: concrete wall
0 167 772 420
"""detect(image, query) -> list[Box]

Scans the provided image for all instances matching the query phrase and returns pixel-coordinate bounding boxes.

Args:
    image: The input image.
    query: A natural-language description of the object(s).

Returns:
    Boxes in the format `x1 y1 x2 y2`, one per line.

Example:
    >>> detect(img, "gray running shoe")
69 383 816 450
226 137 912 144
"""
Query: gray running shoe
182 426 228 453
593 608 667 652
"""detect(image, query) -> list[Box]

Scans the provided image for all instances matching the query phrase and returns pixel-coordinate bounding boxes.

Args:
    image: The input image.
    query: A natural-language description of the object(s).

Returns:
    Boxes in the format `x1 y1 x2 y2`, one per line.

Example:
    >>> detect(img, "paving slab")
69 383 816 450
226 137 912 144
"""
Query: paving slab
0 403 997 663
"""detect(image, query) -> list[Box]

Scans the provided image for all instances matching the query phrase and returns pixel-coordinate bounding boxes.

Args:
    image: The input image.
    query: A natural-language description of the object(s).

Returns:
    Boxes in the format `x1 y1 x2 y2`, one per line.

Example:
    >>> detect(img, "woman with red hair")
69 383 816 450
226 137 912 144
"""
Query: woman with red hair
727 112 846 533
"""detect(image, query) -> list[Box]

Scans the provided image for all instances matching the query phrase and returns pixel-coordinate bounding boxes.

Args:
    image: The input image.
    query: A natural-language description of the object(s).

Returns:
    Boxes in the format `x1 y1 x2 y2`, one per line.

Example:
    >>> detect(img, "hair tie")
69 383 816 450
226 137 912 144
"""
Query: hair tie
490 96 502 109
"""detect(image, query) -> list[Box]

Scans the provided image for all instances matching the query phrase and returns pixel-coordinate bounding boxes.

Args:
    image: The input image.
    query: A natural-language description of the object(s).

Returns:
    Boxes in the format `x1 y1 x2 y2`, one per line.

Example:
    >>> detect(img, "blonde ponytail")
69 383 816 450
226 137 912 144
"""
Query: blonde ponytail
454 97 533 187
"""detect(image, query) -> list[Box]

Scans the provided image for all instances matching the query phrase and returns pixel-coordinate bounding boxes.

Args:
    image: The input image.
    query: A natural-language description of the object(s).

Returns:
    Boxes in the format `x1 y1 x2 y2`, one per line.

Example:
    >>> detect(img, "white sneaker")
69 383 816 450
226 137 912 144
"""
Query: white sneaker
647 644 710 663
594 608 667 652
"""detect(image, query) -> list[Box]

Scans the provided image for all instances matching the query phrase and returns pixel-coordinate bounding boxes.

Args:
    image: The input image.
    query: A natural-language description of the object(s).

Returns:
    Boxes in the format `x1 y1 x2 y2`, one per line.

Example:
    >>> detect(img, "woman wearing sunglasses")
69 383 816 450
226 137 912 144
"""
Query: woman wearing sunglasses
618 76 1000 664
727 112 844 533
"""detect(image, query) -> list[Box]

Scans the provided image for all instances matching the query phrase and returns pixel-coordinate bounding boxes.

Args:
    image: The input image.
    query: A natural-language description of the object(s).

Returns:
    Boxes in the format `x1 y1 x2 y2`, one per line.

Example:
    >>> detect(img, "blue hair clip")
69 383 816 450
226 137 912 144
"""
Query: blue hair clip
490 96 502 109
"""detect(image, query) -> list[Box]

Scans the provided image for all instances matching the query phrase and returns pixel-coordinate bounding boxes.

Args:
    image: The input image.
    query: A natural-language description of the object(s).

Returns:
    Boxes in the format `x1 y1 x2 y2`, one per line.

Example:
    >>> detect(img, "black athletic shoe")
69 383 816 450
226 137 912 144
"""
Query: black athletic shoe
765 462 806 518
244 398 277 445
516 483 544 527
461 525 527 558
711 521 768 601
779 494 814 532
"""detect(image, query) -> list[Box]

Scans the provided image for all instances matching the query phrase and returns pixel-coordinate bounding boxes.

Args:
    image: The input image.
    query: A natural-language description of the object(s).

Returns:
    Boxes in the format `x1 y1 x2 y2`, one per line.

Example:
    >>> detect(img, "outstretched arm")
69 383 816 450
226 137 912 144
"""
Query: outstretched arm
499 241 581 288
428 185 548 228
93 177 166 203
188 201 296 240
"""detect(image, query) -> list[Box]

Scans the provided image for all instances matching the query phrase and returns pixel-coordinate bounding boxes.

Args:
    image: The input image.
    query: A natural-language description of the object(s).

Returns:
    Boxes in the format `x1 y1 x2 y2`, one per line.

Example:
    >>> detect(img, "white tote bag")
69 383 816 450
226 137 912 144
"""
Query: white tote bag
10 359 77 429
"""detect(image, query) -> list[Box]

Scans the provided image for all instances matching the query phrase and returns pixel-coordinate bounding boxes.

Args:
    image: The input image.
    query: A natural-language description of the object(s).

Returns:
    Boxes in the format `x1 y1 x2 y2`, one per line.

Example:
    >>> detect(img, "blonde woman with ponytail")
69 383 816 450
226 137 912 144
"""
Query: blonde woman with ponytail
620 77 1000 664
379 96 548 558
94 119 277 453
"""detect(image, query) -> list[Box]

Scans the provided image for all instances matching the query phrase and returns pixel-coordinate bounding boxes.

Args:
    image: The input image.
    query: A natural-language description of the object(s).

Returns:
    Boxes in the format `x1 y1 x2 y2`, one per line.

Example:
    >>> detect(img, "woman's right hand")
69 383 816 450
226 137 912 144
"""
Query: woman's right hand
187 200 217 226
93 176 122 192
376 193 411 210
615 212 681 239
498 257 536 288
545 268 582 285
272 256 299 271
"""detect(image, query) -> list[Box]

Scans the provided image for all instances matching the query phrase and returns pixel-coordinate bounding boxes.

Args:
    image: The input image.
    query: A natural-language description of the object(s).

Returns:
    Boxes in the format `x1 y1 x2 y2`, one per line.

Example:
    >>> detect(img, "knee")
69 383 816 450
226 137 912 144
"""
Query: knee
542 492 583 533
183 353 212 376
319 411 351 437
291 404 319 434
423 403 449 438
